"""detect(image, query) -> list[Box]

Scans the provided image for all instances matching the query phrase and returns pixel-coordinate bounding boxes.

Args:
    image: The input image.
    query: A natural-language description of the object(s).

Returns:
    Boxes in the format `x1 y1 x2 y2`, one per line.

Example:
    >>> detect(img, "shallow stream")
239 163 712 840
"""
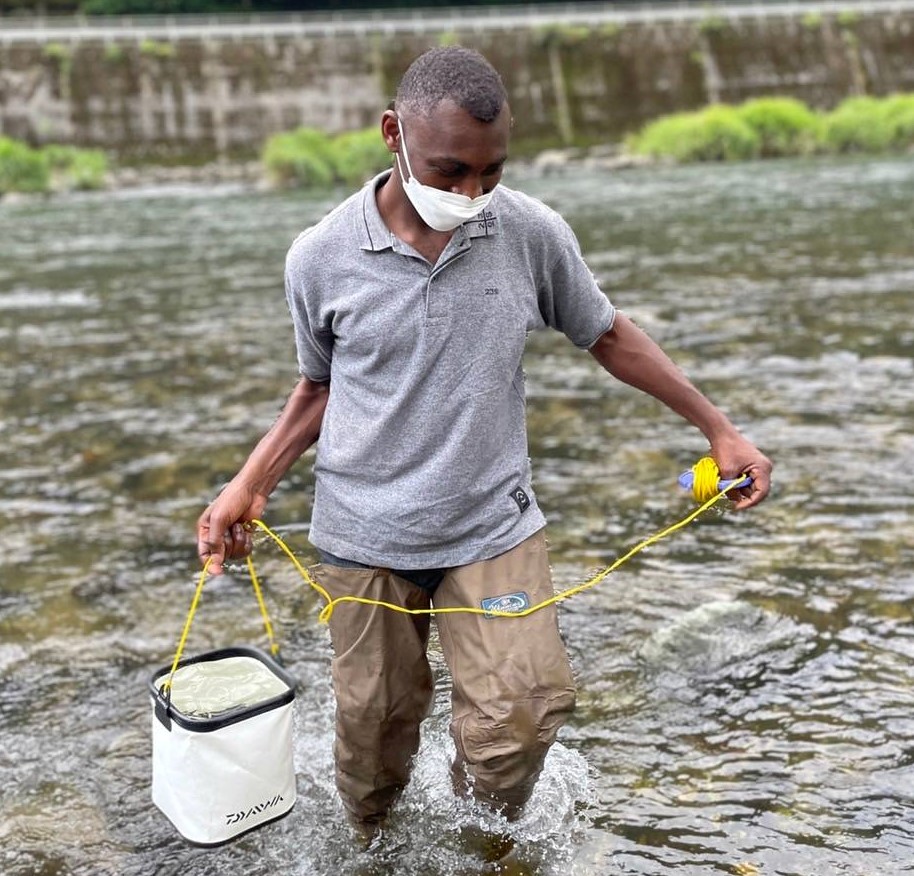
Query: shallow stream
1 156 912 875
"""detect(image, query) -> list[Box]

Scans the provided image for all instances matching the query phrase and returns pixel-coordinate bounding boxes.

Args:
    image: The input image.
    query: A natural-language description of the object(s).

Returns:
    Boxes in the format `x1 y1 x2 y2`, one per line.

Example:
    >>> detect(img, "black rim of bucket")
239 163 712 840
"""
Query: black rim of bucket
149 645 296 733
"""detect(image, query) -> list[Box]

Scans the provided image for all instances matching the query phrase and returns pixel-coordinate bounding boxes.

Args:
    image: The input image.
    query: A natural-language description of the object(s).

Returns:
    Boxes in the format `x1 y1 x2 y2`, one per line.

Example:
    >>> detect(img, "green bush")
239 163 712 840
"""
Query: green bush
627 105 760 163
626 92 914 164
263 128 336 188
819 96 895 153
881 93 914 150
736 97 820 157
262 126 391 189
43 145 108 190
0 137 50 194
329 127 391 187
0 139 109 195
818 93 914 153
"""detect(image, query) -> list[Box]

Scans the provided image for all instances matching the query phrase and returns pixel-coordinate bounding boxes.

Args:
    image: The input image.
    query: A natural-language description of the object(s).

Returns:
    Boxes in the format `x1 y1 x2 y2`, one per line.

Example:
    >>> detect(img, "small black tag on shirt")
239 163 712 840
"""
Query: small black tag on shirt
510 487 531 513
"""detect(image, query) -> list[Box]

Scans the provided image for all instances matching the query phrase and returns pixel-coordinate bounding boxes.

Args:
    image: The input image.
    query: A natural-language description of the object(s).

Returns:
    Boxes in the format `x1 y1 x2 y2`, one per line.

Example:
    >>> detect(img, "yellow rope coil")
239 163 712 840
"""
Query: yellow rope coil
690 455 730 503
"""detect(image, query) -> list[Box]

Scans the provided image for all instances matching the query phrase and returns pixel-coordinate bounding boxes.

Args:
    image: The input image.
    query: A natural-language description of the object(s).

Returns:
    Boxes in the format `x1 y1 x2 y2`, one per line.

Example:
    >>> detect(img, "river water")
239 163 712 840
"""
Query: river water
1 156 912 876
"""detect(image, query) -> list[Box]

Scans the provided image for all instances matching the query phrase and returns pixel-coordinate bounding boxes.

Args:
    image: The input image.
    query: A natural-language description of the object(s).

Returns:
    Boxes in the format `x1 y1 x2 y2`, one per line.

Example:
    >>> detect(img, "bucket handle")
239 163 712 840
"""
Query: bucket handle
160 555 282 701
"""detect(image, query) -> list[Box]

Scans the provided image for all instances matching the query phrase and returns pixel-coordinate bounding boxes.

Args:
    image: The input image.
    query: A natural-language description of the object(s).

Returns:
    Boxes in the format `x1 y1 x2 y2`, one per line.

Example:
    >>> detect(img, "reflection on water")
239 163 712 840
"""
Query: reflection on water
1 157 912 875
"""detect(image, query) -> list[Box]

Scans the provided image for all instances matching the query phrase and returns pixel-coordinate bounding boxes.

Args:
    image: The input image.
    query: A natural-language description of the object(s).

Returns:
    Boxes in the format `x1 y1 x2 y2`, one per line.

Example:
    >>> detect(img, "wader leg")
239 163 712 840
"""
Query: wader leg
313 564 434 825
433 530 576 818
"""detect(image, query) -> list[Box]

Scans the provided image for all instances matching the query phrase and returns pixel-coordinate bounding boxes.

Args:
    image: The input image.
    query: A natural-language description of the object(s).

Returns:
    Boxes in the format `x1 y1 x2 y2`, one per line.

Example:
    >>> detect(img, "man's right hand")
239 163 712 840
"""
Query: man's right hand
196 481 269 575
193 378 330 575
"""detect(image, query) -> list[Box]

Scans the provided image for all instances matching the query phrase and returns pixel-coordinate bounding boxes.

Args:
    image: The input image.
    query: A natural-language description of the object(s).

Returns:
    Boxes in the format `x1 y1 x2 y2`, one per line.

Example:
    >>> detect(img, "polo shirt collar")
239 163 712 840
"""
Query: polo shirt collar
359 170 502 251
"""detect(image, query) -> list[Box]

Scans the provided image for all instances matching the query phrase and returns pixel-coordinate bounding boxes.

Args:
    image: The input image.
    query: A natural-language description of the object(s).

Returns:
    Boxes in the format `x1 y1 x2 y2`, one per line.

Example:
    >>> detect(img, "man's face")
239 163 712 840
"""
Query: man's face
396 99 511 200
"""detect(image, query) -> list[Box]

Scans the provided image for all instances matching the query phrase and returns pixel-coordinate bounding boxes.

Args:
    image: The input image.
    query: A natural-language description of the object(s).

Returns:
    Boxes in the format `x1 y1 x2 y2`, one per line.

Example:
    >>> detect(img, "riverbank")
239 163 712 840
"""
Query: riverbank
107 149 652 188
3 1 913 163
0 144 655 201
107 158 264 189
104 90 914 190
3 88 911 201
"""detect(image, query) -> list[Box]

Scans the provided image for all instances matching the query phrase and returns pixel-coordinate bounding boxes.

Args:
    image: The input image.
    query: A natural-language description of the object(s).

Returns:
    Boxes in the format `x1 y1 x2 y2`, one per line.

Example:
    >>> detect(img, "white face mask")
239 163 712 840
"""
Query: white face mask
396 119 496 232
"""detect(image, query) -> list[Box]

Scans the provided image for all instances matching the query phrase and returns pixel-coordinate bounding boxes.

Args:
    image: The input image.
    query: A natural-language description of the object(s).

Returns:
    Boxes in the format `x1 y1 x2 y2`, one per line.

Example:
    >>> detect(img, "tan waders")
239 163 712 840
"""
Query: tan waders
315 530 576 826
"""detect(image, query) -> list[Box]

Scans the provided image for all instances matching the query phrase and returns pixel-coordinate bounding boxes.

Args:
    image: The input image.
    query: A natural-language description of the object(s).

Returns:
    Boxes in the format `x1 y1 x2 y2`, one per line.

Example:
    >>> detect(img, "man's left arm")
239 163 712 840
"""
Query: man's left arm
589 312 772 510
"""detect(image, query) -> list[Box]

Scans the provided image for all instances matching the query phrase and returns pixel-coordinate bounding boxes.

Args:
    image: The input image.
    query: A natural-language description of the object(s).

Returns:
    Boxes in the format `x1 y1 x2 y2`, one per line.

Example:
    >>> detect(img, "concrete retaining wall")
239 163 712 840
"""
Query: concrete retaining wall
1 1 913 160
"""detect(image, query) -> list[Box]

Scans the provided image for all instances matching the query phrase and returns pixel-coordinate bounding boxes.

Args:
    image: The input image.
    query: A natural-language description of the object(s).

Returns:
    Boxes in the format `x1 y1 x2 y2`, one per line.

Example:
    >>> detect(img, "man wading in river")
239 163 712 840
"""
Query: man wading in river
197 46 773 835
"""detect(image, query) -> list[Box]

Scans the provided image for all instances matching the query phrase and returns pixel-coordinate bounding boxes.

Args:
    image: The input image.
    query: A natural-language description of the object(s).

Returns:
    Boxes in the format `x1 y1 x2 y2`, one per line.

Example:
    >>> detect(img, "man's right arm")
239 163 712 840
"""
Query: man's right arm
196 377 330 574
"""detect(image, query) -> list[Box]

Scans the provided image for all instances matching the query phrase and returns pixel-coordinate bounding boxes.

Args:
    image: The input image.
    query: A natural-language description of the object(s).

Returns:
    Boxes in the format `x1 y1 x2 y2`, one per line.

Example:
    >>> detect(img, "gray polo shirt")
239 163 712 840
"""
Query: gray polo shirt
284 171 615 569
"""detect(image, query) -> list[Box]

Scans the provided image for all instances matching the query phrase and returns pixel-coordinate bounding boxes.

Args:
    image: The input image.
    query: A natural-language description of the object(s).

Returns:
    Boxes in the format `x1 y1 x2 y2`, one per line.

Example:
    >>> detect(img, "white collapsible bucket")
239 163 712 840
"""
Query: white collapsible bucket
149 645 296 846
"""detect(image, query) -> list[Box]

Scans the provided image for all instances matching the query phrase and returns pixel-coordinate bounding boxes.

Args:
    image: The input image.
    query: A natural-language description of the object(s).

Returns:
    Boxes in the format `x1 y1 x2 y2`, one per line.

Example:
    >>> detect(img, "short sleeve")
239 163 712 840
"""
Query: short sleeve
284 236 333 382
537 216 615 349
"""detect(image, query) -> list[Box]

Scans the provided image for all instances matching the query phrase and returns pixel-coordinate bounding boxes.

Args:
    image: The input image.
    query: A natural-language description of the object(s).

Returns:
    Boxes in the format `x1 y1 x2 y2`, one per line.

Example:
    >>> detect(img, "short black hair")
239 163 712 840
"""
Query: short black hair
395 46 508 123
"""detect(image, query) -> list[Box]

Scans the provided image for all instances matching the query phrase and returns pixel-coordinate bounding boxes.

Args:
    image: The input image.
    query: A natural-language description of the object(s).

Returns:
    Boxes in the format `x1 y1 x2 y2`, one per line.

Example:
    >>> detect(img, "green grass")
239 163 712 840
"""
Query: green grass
262 126 390 189
820 94 914 153
262 128 337 188
0 138 108 195
736 97 821 157
626 105 760 163
329 128 392 187
627 92 914 163
0 137 50 194
44 144 109 191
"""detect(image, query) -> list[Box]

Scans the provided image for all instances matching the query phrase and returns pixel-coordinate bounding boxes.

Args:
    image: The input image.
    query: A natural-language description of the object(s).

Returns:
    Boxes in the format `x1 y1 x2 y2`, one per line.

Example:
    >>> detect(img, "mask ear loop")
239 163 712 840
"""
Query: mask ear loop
396 118 417 183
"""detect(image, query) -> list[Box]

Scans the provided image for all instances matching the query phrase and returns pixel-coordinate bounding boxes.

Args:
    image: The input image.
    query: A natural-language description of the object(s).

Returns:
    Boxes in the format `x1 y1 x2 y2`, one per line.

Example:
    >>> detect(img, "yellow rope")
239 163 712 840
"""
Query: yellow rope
162 556 211 693
164 458 742 671
163 552 284 689
246 554 280 658
247 457 741 624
